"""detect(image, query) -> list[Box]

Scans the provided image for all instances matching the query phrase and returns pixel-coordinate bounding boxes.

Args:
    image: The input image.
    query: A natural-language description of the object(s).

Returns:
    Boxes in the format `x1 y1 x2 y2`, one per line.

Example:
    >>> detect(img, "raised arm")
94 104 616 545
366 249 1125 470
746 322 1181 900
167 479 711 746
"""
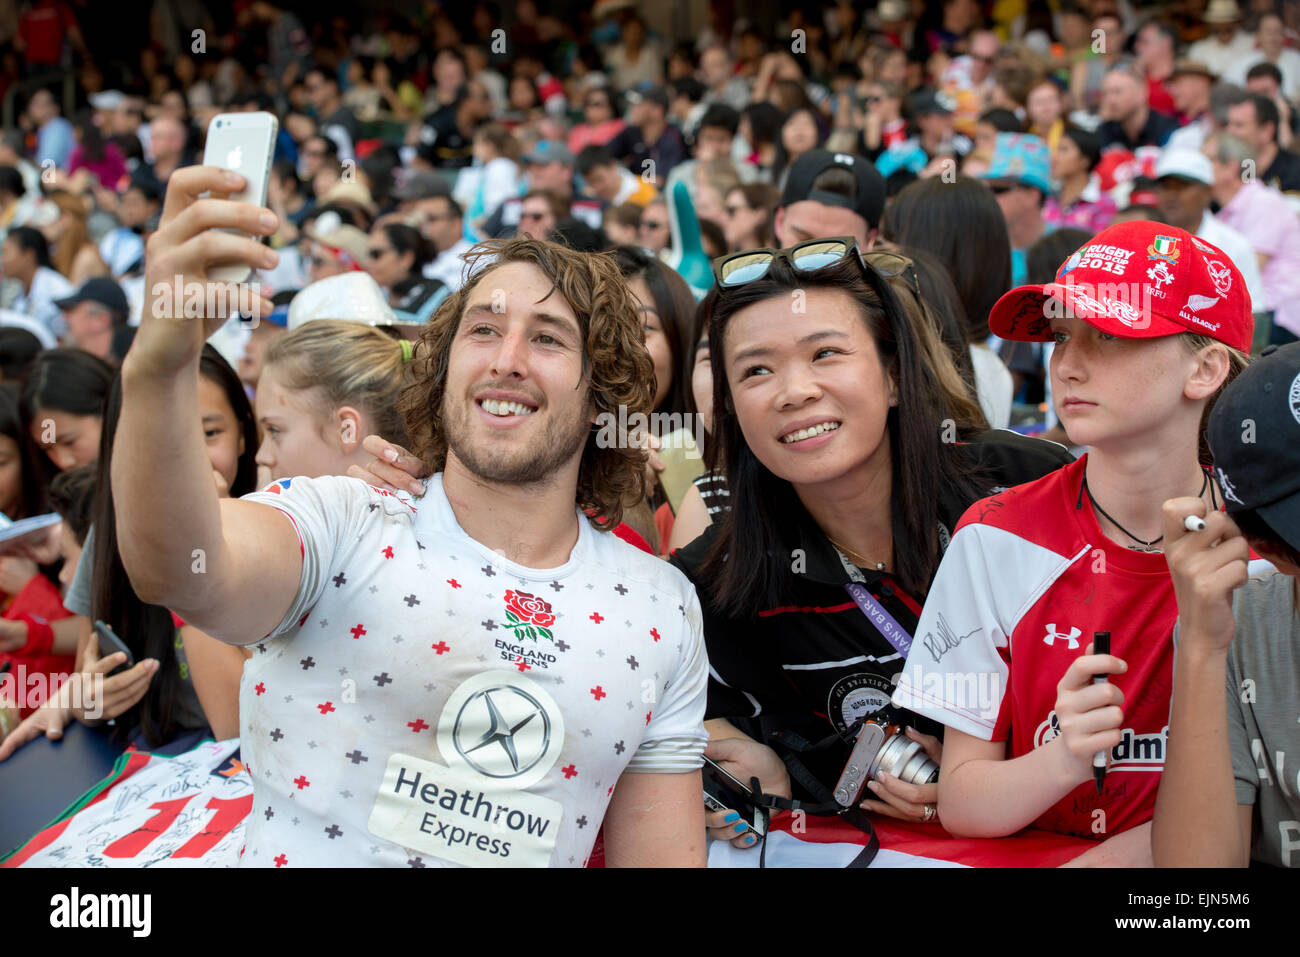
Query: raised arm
1151 498 1252 867
113 166 303 645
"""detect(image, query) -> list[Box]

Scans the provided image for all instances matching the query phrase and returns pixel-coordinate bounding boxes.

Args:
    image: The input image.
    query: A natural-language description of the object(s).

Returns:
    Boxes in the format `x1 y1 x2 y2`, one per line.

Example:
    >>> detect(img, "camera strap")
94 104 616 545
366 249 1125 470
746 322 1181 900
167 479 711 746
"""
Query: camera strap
751 727 880 869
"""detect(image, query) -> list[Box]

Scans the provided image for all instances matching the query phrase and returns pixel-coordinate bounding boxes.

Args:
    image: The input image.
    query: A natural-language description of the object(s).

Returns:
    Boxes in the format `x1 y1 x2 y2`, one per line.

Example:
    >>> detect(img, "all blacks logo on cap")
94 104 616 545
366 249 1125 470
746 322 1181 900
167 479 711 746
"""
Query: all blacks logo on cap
1290 371 1300 427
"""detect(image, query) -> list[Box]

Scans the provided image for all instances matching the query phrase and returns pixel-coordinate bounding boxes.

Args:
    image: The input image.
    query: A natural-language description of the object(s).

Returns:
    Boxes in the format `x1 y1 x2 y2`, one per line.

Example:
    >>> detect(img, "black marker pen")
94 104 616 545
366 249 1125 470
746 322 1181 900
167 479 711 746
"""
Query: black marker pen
1092 631 1110 794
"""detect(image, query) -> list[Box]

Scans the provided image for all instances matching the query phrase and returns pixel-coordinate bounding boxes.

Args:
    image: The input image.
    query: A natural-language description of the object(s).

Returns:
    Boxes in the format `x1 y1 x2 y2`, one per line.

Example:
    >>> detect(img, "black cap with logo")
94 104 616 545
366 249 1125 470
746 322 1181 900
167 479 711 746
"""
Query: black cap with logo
1208 342 1300 554
779 149 886 229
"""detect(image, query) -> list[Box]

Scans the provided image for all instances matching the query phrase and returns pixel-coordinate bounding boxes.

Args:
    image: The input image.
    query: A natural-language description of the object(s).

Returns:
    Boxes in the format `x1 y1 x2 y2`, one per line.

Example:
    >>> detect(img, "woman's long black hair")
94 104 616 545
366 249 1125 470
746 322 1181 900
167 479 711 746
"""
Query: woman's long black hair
90 345 258 746
0 382 47 519
881 175 1013 345
700 254 985 614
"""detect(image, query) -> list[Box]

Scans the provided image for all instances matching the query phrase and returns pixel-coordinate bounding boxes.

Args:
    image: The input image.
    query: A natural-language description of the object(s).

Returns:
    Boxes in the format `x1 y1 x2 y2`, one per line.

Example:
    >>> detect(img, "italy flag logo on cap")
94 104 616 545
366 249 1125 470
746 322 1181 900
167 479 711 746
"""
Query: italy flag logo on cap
1147 235 1180 265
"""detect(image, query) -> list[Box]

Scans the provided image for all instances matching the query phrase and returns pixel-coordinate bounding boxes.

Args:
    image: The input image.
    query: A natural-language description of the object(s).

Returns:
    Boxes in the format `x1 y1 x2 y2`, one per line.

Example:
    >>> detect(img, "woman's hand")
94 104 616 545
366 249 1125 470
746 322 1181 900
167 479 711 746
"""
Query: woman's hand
641 431 664 501
859 727 944 824
0 521 63 564
346 434 428 496
73 639 159 725
702 736 790 850
0 699 71 760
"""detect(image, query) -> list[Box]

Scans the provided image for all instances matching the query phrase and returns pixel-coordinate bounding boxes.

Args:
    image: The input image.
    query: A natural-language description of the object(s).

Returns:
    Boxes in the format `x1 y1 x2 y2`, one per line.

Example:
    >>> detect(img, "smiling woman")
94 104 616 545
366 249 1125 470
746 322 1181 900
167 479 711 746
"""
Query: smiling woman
668 241 1072 850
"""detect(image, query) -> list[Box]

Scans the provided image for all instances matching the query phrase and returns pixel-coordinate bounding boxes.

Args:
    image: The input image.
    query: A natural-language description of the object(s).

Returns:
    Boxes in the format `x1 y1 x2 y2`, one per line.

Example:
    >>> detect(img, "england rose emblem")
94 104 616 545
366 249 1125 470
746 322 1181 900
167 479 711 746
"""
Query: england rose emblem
503 589 556 641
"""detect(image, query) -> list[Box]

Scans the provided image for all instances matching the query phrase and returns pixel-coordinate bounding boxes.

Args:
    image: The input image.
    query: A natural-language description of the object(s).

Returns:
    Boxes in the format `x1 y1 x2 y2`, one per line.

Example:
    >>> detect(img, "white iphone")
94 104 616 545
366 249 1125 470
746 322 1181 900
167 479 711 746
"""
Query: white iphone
201 111 278 283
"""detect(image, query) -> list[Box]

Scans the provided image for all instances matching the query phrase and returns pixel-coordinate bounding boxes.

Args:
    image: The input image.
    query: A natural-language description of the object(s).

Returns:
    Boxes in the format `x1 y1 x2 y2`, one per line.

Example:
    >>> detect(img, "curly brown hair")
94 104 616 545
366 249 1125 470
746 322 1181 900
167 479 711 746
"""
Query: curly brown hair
396 236 654 531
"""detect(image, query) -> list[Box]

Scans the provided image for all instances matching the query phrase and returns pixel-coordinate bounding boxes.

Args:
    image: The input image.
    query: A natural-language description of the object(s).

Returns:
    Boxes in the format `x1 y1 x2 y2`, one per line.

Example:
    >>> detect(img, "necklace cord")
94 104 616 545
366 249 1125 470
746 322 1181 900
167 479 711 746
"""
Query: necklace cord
1081 470 1210 551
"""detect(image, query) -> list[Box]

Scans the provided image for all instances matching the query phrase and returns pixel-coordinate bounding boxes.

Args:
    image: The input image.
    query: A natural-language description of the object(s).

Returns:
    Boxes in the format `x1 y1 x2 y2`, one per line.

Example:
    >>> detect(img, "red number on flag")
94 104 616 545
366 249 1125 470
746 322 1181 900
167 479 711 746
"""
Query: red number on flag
102 794 254 859
103 796 195 858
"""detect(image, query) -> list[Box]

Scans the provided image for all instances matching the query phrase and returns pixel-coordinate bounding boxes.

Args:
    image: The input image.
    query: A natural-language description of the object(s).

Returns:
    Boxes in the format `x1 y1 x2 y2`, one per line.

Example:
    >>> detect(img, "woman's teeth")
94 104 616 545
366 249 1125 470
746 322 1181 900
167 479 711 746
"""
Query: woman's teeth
781 421 840 443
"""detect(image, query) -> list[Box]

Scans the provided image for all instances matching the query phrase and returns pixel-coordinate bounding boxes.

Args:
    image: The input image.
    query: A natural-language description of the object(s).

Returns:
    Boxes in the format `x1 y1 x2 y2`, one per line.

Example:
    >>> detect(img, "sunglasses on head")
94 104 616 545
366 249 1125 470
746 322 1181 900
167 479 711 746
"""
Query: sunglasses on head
713 236 887 287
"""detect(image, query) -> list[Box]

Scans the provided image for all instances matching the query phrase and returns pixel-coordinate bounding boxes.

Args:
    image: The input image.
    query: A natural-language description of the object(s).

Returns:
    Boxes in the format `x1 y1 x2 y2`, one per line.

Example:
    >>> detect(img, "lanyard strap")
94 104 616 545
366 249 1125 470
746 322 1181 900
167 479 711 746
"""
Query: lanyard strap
843 582 914 658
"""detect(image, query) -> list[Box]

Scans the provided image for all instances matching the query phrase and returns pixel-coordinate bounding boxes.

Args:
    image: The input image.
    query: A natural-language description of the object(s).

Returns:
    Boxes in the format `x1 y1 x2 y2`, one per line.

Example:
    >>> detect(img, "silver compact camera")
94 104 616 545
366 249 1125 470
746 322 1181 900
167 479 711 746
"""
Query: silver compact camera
833 721 939 808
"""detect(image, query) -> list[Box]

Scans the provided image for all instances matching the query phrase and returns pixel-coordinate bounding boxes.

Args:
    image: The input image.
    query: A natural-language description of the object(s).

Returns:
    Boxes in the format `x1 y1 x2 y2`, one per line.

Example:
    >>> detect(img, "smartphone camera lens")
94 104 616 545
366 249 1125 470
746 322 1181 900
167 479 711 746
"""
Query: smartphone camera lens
216 120 222 128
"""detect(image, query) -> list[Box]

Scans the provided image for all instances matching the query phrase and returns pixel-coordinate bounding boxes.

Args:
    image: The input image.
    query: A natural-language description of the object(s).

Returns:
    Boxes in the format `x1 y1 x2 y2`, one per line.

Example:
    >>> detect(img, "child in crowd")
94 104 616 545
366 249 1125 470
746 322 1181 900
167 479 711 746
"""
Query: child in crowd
894 222 1251 865
0 384 76 713
255 319 413 481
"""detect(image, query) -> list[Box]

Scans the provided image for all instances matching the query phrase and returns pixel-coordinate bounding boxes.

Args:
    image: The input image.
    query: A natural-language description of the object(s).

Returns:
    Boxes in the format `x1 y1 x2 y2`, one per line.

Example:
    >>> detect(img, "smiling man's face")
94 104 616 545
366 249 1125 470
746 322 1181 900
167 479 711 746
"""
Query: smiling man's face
442 261 595 485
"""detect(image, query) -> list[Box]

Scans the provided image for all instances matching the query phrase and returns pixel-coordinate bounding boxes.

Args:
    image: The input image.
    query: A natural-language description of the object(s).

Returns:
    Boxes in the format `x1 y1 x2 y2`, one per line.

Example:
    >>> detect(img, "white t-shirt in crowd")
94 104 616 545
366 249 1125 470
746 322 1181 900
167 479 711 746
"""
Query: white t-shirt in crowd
1228 49 1300 101
423 237 475 292
1198 210 1268 313
12 266 73 339
236 473 708 868
969 343 1013 430
1187 31 1259 80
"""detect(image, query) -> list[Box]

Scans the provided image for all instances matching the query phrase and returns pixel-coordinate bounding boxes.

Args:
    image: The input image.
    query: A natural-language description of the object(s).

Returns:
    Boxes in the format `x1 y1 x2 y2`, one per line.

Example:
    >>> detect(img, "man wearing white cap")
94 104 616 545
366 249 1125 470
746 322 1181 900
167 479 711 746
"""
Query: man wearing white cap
1188 0 1256 79
1154 148 1267 324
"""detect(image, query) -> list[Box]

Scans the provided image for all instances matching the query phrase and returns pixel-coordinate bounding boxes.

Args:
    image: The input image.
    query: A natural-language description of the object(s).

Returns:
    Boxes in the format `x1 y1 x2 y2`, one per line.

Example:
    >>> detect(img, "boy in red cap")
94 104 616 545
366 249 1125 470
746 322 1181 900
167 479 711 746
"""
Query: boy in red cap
893 221 1252 864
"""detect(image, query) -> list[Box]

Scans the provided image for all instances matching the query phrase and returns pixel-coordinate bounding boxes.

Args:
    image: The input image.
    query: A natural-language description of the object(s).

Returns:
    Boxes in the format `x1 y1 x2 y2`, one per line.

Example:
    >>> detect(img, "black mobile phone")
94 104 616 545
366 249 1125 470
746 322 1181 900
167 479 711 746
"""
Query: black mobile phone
702 756 766 837
93 620 133 676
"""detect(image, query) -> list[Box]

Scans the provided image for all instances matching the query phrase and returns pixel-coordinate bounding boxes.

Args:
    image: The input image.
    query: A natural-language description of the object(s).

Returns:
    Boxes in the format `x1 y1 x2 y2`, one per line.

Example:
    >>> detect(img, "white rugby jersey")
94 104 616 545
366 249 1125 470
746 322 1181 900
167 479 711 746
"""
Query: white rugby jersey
236 473 708 867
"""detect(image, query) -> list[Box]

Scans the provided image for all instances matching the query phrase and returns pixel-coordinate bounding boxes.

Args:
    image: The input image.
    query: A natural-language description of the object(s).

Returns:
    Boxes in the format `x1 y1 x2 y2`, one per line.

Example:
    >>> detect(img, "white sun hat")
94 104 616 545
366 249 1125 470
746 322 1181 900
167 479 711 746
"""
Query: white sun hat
286 271 398 331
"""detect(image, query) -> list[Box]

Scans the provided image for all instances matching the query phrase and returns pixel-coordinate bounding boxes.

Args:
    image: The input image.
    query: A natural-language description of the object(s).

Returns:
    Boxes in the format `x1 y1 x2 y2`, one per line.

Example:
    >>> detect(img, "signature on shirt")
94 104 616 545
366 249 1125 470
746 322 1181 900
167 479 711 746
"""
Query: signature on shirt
921 613 981 664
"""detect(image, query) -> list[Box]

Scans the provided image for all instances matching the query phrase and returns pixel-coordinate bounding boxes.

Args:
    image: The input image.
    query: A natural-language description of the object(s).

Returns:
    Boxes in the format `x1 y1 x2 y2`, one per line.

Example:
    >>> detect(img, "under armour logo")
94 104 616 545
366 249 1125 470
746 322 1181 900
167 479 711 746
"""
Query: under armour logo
1043 624 1081 648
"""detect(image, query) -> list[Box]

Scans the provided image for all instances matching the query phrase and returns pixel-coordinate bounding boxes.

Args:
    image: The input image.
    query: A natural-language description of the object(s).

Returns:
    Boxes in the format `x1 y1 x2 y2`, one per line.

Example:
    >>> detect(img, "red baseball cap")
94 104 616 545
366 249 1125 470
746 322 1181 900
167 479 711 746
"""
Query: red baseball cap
988 220 1254 353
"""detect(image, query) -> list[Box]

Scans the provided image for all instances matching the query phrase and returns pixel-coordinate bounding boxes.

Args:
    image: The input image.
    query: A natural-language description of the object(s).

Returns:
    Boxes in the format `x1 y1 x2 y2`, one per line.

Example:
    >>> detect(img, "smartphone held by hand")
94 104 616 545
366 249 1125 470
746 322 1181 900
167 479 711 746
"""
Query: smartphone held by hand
201 111 278 284
93 620 134 677
702 756 767 837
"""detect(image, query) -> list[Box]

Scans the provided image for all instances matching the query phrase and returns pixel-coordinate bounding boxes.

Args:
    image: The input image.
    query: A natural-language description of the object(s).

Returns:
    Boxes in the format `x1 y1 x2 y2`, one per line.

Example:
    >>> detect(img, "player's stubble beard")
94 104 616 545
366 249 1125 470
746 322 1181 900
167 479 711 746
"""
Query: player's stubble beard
443 385 592 488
